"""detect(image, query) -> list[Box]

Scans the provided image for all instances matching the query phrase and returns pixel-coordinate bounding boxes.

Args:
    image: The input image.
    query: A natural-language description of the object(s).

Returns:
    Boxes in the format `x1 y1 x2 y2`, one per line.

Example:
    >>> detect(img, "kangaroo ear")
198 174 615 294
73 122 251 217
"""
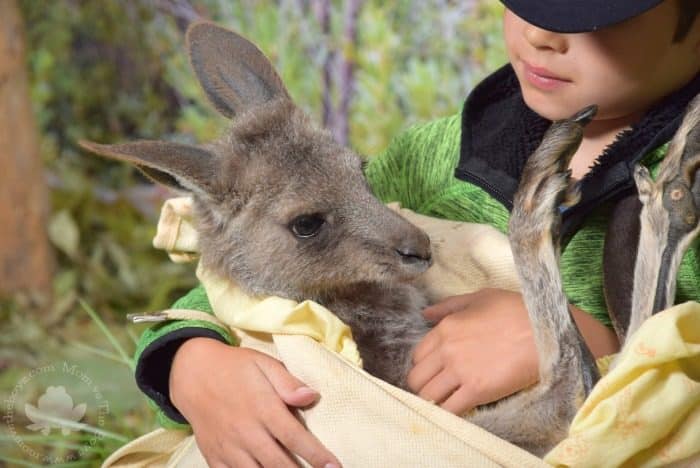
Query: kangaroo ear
186 22 290 119
79 140 220 197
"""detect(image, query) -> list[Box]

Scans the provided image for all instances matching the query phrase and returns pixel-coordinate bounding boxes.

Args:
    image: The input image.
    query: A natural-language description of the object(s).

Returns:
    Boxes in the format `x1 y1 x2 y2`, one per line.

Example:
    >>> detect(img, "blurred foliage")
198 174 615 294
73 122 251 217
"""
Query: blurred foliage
351 0 506 152
21 0 207 321
1 299 152 466
2 0 505 464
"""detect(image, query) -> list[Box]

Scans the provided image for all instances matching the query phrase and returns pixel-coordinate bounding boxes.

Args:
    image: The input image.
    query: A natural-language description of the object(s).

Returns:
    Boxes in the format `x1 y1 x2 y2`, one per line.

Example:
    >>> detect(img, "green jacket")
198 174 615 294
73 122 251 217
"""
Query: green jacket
134 66 700 428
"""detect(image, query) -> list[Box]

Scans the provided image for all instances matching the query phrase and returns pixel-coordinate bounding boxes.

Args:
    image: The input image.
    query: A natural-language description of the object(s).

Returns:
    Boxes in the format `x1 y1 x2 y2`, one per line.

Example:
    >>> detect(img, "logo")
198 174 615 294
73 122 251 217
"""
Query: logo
3 361 111 464
25 386 87 435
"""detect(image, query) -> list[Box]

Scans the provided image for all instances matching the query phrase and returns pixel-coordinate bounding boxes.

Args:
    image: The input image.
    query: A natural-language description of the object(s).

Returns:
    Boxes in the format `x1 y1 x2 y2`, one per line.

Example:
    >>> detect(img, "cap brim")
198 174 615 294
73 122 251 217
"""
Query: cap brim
501 0 664 33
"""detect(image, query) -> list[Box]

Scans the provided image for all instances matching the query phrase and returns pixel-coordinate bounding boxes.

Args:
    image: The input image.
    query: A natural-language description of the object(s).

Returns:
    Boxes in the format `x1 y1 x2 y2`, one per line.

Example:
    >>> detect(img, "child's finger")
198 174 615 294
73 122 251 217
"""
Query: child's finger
439 386 477 416
422 293 477 321
407 348 443 392
242 427 299 468
254 354 319 407
411 327 440 363
415 369 459 405
264 399 342 468
253 355 341 468
223 448 260 468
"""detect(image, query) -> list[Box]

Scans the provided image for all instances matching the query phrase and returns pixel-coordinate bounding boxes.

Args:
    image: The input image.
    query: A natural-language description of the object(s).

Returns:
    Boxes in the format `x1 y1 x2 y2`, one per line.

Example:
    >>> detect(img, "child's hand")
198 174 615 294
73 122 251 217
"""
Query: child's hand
170 337 341 468
408 288 619 416
407 288 539 415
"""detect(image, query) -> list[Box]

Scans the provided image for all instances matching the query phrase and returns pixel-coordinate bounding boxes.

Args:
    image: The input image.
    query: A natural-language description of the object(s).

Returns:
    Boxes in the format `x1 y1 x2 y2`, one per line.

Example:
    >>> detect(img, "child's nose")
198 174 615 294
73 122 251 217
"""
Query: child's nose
524 24 568 54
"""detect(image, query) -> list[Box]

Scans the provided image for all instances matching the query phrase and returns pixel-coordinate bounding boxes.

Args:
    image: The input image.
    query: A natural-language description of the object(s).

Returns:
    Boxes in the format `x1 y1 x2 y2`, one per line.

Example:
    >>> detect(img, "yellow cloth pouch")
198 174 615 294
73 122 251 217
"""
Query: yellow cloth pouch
196 265 362 366
152 197 199 263
547 301 700 467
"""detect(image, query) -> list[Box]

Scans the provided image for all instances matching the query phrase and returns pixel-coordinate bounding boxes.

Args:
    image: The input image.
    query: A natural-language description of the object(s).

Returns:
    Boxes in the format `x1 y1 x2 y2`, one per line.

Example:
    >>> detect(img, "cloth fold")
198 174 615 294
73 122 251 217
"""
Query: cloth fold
196 264 362 366
546 301 700 467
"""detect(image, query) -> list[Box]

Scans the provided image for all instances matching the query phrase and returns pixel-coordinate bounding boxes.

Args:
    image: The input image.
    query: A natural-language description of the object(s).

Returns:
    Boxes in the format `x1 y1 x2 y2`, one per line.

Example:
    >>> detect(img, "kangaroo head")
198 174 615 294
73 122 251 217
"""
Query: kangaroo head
81 22 431 300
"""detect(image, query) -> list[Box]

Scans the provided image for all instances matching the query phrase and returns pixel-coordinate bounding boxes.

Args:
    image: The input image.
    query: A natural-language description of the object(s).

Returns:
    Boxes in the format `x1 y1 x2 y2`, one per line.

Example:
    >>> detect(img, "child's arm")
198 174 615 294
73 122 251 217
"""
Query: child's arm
408 288 619 414
134 286 340 467
169 338 341 468
134 285 237 428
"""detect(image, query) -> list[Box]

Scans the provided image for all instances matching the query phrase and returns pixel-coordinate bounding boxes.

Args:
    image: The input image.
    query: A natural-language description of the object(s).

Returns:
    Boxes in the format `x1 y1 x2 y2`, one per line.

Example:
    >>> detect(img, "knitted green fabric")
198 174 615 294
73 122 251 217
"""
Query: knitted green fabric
365 113 700 326
134 285 236 429
134 285 235 365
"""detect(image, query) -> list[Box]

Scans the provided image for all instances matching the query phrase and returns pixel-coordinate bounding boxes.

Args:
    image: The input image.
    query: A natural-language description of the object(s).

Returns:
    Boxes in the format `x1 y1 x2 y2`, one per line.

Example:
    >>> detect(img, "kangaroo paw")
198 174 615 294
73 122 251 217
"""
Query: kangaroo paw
511 105 595 242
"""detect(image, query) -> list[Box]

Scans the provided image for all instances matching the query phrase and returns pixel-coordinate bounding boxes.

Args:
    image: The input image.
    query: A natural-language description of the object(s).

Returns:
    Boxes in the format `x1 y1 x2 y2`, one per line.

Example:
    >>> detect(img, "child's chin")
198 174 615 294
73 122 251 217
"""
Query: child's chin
521 91 584 122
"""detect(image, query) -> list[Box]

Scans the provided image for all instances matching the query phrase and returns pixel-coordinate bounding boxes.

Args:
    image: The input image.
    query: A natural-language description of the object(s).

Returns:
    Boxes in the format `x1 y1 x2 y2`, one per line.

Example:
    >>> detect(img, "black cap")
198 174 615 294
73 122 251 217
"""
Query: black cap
501 0 665 33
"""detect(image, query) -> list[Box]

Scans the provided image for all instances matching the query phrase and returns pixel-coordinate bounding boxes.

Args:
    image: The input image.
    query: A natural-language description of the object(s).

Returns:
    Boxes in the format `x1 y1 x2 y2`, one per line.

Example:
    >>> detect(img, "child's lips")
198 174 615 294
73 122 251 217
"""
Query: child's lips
522 61 572 91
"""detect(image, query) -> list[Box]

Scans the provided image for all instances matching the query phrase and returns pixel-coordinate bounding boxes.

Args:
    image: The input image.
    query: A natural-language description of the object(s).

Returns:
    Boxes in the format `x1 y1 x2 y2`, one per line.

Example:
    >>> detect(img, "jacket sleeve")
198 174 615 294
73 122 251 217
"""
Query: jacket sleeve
676 245 700 304
134 284 237 428
364 127 412 206
364 114 463 210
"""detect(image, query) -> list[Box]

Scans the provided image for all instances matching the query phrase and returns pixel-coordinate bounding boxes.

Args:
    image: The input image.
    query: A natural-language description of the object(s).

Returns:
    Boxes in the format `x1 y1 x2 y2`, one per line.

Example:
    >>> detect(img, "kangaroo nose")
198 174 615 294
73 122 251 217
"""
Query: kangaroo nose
395 234 432 266
396 246 431 263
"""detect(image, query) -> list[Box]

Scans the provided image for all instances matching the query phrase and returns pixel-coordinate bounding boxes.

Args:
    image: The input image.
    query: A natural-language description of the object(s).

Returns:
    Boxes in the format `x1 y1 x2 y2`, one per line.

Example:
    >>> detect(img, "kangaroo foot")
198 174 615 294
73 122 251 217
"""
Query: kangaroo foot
629 95 700 334
510 105 596 245
509 105 600 402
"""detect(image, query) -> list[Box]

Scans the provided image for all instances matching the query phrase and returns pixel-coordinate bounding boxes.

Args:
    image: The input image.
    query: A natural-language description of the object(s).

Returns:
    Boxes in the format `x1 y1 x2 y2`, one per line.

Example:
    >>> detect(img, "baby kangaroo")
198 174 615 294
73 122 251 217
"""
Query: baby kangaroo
82 22 434 392
82 22 603 455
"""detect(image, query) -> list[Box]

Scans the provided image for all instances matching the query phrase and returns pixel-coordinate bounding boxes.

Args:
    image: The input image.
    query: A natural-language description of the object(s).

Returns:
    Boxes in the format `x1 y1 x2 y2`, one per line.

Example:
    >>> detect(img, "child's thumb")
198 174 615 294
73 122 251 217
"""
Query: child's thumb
255 354 319 407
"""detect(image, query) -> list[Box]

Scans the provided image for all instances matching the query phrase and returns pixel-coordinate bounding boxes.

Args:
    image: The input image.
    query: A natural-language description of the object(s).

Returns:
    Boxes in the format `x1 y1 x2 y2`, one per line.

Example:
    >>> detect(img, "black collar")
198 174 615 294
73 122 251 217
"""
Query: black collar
455 65 700 239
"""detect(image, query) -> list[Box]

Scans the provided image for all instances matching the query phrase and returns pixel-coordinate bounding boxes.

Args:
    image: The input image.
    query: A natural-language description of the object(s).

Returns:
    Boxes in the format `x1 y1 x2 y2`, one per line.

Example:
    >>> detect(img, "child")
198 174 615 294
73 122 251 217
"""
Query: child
134 1 700 466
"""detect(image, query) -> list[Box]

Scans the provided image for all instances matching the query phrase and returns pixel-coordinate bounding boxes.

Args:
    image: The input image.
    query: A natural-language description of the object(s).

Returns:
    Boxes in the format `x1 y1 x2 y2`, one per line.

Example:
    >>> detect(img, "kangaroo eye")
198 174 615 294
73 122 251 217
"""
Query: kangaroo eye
289 214 325 238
